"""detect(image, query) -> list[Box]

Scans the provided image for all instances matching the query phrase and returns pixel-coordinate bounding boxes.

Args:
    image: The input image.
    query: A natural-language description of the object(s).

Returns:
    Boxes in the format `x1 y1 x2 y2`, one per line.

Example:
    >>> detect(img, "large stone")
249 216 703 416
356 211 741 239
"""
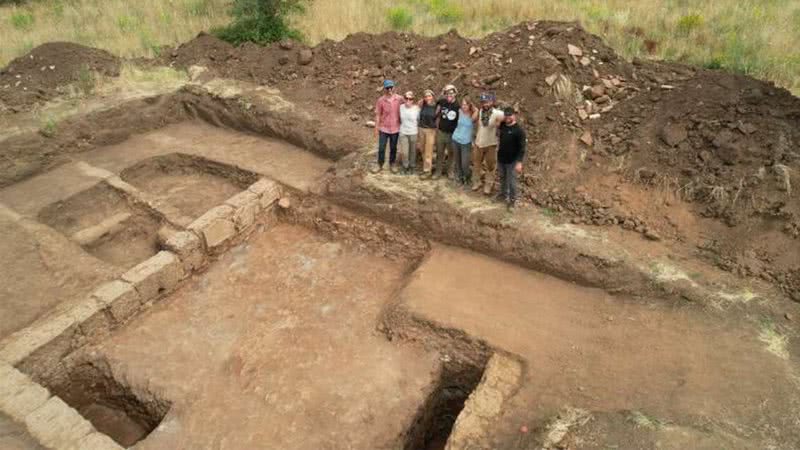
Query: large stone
225 190 261 231
0 369 51 421
121 251 184 302
659 123 688 147
298 49 313 65
247 178 282 209
189 205 237 250
0 310 77 365
163 230 205 273
92 280 142 324
24 396 94 449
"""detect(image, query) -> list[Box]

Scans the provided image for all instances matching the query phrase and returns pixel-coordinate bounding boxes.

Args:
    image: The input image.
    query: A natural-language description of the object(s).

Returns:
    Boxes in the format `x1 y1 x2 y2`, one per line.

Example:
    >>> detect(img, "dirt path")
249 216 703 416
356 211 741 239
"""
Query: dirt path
396 245 800 447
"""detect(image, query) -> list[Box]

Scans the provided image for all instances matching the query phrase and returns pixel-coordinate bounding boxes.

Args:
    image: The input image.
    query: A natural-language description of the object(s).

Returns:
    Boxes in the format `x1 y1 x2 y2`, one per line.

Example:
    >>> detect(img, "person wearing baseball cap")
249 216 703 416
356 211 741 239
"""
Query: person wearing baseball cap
472 92 505 194
372 79 403 173
496 106 526 210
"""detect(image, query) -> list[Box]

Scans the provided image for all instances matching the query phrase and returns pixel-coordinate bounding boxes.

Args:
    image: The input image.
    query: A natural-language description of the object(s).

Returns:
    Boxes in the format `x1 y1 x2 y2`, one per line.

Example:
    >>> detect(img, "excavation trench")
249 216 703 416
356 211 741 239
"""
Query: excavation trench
41 359 170 447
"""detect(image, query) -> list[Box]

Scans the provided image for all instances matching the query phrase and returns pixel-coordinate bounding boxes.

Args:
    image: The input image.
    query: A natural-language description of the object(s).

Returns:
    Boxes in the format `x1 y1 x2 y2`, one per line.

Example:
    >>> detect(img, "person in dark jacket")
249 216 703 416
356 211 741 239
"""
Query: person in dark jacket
496 107 526 209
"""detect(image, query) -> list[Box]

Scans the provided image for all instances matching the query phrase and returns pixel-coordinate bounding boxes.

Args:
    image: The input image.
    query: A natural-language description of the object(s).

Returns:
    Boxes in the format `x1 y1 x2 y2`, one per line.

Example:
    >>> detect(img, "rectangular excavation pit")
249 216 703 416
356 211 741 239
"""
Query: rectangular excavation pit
120 153 259 222
38 182 171 269
35 359 170 448
404 361 486 450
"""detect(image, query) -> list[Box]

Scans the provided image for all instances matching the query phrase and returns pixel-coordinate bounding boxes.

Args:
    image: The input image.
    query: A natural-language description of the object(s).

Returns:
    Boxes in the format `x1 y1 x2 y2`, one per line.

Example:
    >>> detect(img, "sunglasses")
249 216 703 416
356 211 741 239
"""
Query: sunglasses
405 97 414 100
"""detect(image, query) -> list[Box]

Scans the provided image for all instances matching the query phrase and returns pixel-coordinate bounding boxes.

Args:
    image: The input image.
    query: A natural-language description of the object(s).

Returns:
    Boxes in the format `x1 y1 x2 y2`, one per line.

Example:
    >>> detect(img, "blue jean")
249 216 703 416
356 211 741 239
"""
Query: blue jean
498 162 518 202
378 132 399 167
453 142 472 184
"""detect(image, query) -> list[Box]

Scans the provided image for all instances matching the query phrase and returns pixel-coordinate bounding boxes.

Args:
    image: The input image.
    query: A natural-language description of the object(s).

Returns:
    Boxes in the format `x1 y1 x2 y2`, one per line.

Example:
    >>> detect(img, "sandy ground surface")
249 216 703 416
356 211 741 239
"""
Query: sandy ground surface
92 224 438 449
81 121 332 192
0 212 117 339
398 245 800 447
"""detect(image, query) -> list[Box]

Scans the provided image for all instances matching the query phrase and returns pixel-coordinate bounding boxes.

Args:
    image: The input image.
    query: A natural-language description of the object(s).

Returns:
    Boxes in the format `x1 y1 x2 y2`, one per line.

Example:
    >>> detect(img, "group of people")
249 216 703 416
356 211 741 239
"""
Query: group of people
373 80 526 209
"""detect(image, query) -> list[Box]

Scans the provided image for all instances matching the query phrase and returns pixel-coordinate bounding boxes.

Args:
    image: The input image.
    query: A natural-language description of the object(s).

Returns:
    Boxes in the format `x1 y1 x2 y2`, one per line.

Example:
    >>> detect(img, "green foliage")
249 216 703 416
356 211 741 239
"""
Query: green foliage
140 31 161 57
40 117 57 138
117 14 139 32
387 6 413 30
676 13 703 34
214 0 305 45
76 65 95 95
428 0 462 24
10 10 34 30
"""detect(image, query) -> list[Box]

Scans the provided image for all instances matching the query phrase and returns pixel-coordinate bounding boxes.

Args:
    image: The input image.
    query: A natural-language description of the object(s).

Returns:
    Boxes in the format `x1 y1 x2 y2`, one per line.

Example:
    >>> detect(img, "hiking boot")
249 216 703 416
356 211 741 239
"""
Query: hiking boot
432 172 441 180
420 171 432 179
507 200 517 211
483 185 493 195
471 182 481 192
370 164 383 174
390 164 400 174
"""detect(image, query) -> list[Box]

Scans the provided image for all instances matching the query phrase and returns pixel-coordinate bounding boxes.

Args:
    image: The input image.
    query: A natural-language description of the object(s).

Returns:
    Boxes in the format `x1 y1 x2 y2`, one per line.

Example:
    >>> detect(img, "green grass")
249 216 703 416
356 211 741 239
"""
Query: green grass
387 6 413 30
9 9 32 29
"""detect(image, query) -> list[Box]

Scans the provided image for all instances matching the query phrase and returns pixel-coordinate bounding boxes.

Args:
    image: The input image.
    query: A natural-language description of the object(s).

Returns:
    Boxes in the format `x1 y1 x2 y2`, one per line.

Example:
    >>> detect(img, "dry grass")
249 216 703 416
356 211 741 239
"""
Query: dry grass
0 0 230 64
295 0 800 95
2 0 799 95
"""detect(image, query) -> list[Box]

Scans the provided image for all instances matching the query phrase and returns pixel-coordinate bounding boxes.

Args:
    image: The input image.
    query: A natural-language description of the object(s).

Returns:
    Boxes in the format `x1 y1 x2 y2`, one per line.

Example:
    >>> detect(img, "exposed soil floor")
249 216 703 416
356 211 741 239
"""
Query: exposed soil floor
38 182 164 269
0 211 117 339
397 246 800 448
90 224 438 449
82 121 332 193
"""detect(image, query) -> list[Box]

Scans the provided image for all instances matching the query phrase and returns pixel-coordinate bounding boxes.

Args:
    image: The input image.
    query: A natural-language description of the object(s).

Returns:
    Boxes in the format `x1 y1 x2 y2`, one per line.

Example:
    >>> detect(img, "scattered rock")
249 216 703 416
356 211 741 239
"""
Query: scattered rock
469 46 479 56
278 197 291 209
588 84 605 99
580 56 591 66
278 55 289 65
659 123 688 147
579 130 593 147
297 49 313 65
577 109 589 121
365 120 376 128
644 229 661 241
737 122 757 135
279 40 294 50
567 44 583 57
545 73 558 86
483 74 502 85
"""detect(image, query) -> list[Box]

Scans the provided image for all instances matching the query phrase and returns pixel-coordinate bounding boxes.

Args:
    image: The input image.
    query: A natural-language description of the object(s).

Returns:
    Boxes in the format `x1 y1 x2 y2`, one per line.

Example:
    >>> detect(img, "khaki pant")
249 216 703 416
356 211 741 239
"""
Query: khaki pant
472 145 497 193
419 128 436 173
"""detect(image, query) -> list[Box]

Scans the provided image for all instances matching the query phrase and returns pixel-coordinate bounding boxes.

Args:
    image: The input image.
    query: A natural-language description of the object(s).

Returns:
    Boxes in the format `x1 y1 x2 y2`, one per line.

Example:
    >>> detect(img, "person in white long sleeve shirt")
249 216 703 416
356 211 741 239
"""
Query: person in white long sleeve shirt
398 91 421 175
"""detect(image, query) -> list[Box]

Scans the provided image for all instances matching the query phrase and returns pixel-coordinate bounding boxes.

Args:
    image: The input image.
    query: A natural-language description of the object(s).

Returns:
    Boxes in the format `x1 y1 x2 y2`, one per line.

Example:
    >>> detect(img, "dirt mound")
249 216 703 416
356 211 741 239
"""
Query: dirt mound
0 42 121 112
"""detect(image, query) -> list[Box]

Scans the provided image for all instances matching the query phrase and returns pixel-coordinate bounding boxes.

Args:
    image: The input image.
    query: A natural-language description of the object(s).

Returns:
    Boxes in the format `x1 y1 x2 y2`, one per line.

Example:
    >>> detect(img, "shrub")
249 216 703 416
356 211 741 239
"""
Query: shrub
387 6 413 30
10 11 34 30
677 13 704 35
428 0 462 24
214 0 305 46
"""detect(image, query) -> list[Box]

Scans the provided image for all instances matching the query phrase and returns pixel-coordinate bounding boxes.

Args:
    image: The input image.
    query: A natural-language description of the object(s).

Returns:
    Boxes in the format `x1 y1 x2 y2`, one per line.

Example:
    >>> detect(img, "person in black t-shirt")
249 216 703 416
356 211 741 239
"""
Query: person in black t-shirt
496 106 526 209
432 84 459 180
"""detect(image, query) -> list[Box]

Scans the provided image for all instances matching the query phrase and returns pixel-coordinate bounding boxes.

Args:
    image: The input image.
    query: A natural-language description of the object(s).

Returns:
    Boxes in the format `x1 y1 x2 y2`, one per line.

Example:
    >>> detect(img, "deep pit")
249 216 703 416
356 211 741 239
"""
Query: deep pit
41 360 170 447
404 362 485 450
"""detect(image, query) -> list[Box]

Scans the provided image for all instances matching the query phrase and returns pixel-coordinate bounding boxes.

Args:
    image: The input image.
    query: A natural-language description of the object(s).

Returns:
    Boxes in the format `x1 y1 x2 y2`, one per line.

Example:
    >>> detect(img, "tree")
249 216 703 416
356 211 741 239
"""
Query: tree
215 0 306 46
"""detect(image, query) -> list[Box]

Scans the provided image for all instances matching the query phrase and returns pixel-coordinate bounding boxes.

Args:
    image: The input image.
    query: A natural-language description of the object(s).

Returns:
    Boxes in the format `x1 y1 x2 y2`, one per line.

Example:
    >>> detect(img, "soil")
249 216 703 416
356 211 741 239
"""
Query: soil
0 42 121 113
156 21 800 300
38 182 166 269
120 153 256 220
79 224 439 449
392 245 800 448
1 18 800 450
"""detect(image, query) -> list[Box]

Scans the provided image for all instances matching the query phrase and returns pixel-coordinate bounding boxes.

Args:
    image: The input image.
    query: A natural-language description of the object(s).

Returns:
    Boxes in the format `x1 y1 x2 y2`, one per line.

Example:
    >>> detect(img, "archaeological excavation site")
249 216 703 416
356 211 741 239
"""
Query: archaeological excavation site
1 21 799 450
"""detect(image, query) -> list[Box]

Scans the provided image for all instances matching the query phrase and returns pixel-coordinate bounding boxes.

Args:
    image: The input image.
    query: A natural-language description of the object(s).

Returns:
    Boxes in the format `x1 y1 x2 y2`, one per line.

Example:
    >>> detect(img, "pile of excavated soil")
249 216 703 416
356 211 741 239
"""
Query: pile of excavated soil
0 42 121 112
1 21 798 299
165 22 800 300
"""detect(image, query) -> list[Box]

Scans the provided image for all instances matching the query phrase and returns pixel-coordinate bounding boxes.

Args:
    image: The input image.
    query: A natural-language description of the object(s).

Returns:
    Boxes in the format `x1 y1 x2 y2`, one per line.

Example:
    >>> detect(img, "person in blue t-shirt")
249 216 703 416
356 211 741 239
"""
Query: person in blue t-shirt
451 97 478 186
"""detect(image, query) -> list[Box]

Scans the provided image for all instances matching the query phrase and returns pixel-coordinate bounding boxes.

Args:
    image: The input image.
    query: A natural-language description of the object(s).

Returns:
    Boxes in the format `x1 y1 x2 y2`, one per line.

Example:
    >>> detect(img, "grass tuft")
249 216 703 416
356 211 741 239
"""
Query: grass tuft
10 9 33 29
387 6 413 30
